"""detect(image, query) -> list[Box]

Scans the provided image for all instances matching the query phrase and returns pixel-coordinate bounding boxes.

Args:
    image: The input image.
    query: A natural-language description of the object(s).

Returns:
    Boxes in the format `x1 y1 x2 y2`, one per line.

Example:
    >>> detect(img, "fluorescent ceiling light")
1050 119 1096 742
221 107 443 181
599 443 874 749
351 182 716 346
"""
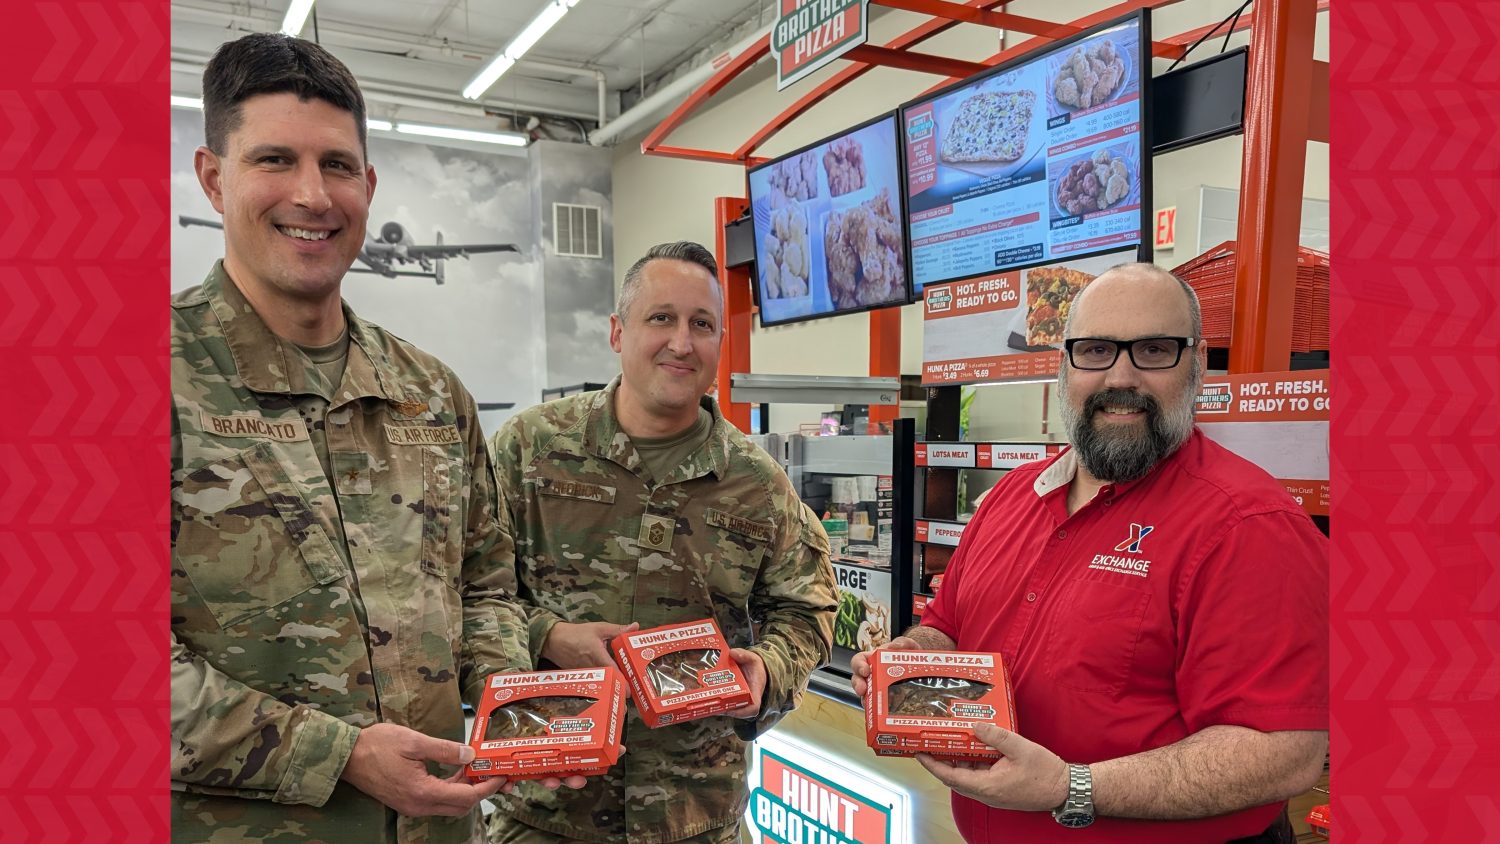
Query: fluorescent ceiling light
395 122 528 146
366 118 394 131
171 95 203 110
463 0 581 100
281 0 316 36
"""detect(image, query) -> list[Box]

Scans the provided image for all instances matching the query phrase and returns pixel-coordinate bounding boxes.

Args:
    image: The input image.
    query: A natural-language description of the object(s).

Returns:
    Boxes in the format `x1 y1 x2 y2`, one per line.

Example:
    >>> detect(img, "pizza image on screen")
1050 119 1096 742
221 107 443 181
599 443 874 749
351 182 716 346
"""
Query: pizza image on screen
939 90 1036 163
1025 266 1095 346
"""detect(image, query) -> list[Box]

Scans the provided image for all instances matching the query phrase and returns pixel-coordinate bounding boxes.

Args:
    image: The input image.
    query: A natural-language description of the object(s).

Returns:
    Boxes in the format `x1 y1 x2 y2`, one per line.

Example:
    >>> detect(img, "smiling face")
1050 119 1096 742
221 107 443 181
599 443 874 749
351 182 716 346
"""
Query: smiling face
194 92 375 306
1056 266 1204 483
609 258 724 436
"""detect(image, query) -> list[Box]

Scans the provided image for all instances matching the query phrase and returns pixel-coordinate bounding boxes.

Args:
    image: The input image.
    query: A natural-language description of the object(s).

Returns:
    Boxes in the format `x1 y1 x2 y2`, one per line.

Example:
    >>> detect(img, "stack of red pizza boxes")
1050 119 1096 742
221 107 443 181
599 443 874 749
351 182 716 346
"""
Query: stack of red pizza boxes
1172 241 1329 354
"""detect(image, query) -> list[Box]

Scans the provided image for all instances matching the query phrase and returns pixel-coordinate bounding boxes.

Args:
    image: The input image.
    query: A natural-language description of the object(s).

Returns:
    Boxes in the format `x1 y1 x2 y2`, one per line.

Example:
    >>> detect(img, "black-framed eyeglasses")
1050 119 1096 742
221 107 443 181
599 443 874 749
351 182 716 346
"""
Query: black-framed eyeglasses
1063 336 1197 371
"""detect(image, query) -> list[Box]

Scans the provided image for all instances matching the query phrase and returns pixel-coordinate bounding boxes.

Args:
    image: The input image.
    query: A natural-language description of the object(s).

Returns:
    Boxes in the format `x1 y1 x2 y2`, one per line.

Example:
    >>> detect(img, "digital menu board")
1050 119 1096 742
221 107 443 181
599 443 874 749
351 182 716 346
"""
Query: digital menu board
902 12 1150 294
748 112 910 326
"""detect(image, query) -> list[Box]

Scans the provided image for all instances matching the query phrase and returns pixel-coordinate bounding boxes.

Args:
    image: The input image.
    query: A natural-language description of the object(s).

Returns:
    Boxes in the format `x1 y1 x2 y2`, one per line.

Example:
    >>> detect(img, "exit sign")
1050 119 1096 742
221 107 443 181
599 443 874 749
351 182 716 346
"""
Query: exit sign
1155 206 1177 249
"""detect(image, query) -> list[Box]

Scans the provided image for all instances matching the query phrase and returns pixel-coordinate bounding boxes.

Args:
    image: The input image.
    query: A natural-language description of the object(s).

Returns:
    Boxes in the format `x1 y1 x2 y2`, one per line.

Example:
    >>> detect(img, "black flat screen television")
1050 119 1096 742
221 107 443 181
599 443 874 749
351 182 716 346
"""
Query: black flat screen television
747 111 910 326
901 10 1152 297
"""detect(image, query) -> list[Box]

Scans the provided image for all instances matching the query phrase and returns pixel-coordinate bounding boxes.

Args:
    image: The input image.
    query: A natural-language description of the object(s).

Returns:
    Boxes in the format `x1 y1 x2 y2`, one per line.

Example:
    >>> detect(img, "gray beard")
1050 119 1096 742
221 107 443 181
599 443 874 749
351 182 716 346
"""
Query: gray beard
1058 367 1198 483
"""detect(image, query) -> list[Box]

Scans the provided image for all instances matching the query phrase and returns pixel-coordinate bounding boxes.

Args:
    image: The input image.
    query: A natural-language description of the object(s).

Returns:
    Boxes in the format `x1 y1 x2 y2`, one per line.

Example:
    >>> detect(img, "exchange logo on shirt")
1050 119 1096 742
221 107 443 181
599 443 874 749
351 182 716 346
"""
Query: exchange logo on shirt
1087 523 1155 578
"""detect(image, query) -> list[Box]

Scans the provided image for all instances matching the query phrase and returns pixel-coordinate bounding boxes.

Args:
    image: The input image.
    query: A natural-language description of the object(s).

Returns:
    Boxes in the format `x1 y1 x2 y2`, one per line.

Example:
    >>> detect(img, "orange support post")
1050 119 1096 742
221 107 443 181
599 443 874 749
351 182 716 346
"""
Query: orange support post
714 197 753 433
1229 0 1317 373
868 308 902 434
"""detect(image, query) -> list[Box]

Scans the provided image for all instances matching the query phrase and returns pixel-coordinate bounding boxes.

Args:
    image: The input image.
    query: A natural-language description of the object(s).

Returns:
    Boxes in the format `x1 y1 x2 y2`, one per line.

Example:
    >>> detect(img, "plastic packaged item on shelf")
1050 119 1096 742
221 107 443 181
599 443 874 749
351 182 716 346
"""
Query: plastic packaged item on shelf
611 619 752 727
465 667 626 781
822 517 850 557
864 650 1016 761
849 511 875 542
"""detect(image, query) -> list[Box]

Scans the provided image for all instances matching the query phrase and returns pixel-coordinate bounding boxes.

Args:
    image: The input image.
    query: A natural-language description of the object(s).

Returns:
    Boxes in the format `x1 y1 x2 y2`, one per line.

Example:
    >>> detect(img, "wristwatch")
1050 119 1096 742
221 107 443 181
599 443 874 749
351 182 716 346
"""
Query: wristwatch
1052 763 1095 828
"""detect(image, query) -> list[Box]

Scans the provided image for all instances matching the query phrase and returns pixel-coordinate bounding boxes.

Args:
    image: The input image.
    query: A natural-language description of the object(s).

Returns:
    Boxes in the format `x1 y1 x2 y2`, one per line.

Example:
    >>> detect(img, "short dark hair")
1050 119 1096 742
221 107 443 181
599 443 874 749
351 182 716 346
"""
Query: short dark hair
202 33 367 156
616 241 721 321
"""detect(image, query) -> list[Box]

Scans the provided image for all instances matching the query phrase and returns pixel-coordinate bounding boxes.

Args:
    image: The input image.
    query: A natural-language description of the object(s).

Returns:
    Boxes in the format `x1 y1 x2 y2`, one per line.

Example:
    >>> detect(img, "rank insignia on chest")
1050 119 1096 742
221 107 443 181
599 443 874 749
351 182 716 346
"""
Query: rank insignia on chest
638 514 675 551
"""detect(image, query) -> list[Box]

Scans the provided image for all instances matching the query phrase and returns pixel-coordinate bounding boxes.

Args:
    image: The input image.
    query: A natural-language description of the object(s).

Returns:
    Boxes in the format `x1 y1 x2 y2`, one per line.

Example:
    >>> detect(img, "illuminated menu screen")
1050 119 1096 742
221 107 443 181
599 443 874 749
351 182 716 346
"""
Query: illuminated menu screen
903 13 1148 293
748 113 909 326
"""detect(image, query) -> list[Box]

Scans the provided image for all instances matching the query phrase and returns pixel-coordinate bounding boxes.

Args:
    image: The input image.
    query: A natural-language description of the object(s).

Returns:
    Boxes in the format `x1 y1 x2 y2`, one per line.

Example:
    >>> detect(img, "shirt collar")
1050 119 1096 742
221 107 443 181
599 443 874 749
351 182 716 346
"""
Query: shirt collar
202 260 414 407
1033 429 1202 500
583 376 731 481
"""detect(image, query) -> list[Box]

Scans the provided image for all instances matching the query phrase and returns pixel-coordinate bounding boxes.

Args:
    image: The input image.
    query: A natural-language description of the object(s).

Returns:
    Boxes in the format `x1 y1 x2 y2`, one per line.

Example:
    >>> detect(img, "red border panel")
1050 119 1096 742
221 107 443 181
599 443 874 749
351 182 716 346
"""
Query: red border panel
1331 2 1500 840
0 2 170 839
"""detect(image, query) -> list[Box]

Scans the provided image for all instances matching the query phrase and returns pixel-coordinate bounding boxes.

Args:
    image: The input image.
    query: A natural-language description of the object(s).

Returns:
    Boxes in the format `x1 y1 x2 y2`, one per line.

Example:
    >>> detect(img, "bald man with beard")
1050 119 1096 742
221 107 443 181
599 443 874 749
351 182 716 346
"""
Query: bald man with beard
854 264 1328 844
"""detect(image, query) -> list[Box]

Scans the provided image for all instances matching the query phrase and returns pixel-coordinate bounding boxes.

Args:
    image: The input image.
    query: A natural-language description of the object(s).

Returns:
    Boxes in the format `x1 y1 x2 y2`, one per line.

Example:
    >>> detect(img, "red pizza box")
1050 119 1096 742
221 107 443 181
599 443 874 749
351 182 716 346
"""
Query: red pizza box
611 619 752 728
1306 804 1331 839
864 650 1016 761
464 667 625 781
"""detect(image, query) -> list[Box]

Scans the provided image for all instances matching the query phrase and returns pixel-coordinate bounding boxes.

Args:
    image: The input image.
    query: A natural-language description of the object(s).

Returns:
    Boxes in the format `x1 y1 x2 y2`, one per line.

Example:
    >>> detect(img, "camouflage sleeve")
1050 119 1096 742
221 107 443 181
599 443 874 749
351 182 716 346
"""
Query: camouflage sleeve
739 501 837 740
484 417 568 664
454 382 534 705
171 630 359 805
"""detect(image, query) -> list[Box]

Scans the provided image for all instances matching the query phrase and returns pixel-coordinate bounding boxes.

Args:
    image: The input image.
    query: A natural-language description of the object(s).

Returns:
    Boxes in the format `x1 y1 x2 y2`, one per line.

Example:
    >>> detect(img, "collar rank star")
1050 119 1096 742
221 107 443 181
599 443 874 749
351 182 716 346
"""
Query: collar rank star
1115 523 1154 554
638 514 675 552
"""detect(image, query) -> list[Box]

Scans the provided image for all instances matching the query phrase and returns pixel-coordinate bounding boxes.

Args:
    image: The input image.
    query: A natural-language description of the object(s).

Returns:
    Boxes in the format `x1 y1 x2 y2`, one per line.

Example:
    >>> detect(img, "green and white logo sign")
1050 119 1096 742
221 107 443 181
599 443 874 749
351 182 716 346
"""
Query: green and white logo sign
772 0 870 91
746 732 911 843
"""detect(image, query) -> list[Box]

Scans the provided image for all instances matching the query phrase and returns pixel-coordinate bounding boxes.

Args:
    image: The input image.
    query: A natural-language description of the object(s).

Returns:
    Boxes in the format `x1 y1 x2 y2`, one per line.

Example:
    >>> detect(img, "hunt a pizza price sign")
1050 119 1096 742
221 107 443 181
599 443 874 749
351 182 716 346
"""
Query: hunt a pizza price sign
773 0 869 91
1194 369 1331 516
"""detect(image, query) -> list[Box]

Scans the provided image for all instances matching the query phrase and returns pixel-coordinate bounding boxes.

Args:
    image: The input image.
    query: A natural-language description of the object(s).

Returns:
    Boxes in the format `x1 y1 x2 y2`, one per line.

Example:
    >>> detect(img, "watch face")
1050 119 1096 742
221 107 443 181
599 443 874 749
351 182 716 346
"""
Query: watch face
1055 810 1095 829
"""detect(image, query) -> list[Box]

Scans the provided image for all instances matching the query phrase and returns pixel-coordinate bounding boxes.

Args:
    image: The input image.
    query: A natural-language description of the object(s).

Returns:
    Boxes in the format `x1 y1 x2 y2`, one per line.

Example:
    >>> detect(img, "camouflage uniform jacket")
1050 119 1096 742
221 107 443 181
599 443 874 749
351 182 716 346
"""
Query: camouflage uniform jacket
170 262 529 843
486 380 837 843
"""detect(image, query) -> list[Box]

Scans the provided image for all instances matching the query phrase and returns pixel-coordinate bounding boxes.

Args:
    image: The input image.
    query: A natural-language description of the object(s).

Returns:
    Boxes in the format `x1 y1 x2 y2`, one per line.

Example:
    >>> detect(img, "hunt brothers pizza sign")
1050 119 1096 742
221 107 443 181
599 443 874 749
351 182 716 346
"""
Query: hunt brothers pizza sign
772 0 869 90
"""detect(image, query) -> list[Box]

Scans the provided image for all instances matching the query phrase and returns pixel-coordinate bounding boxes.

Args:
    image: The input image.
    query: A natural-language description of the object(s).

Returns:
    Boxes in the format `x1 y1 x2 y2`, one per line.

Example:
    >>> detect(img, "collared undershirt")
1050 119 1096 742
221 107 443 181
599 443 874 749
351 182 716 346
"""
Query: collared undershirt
630 406 713 482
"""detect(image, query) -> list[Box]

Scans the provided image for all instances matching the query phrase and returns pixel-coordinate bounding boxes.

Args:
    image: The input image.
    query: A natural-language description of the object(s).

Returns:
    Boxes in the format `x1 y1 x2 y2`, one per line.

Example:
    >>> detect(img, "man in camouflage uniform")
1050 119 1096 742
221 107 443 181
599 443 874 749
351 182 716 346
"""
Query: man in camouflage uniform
485 242 839 843
171 33 538 842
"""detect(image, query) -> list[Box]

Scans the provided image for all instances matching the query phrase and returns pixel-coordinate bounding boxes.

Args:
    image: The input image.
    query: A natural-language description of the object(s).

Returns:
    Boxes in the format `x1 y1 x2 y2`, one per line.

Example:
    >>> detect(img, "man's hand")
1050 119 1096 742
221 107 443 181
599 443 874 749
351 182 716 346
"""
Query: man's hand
915 723 1070 813
541 621 639 669
850 635 921 699
341 723 510 817
725 648 767 719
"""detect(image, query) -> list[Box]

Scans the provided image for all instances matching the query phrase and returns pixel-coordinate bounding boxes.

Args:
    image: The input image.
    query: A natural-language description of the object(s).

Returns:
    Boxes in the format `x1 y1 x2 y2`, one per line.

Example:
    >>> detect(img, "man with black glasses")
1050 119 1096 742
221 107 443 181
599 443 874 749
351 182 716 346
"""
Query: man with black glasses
852 263 1327 843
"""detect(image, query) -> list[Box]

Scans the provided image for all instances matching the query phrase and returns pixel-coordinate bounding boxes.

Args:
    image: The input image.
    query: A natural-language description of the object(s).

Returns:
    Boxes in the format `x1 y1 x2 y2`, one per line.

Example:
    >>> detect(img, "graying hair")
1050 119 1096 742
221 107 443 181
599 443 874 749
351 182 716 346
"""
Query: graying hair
1064 262 1202 340
615 241 721 321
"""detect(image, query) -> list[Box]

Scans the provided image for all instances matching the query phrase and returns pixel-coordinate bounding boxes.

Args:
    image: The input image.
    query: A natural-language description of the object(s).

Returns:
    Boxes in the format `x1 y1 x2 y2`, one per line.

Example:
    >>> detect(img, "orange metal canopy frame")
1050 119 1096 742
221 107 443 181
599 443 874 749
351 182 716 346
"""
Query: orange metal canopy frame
648 0 1326 431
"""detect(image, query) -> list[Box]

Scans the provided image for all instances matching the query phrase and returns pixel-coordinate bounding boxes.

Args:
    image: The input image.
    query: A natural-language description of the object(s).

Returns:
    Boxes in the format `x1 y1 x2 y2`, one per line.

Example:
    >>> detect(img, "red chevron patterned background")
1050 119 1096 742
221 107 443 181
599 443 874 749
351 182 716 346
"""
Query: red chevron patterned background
0 0 171 840
1330 1 1500 841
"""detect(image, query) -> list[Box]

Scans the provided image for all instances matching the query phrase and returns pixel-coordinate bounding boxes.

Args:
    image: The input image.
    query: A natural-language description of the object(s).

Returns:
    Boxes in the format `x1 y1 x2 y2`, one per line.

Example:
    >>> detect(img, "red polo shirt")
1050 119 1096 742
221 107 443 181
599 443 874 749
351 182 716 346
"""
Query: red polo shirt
922 429 1328 843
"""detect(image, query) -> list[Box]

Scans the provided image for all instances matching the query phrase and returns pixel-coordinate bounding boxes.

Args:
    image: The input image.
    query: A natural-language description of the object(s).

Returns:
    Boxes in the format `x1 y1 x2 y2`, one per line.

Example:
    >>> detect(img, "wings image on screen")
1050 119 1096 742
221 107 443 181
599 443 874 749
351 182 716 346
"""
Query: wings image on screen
748 113 910 326
902 12 1148 295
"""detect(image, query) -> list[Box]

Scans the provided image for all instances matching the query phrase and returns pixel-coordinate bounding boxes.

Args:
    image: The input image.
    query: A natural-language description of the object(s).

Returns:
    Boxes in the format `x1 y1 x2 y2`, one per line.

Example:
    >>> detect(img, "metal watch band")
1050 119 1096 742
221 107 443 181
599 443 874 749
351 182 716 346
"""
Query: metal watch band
1052 763 1095 827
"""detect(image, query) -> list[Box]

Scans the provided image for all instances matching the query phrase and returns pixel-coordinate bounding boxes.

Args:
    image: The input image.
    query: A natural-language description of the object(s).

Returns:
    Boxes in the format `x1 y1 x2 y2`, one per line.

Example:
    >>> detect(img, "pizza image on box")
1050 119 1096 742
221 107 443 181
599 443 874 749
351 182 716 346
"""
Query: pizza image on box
1025 266 1095 346
939 90 1036 163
